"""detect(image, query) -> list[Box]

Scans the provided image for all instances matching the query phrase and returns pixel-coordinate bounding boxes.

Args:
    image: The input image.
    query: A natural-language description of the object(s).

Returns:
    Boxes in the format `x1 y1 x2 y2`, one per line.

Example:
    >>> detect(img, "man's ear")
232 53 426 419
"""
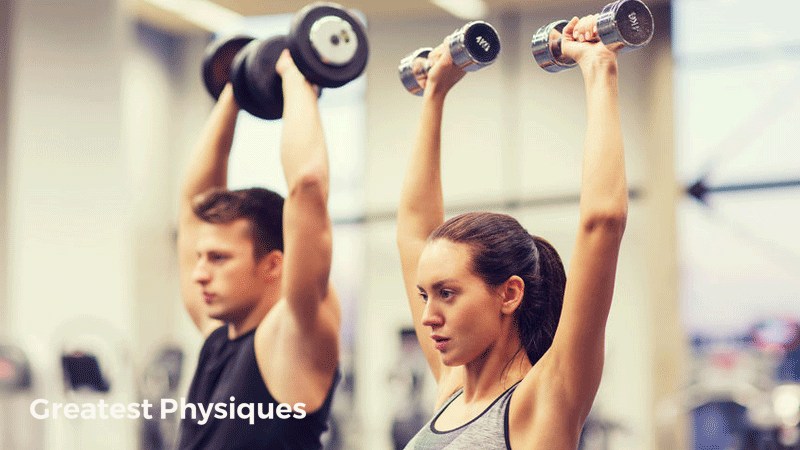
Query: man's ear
258 249 283 281
500 275 525 316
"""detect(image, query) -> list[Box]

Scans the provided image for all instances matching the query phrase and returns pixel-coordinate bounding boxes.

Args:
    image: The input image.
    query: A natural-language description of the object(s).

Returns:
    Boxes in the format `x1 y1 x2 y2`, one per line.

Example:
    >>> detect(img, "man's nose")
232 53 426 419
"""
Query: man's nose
192 259 211 284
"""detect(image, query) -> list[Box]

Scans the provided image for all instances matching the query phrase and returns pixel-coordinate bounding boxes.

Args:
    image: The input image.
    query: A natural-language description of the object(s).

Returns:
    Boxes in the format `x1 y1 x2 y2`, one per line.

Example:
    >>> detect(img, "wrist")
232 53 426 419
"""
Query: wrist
579 54 618 77
282 74 317 97
281 70 308 87
580 56 618 85
422 86 448 105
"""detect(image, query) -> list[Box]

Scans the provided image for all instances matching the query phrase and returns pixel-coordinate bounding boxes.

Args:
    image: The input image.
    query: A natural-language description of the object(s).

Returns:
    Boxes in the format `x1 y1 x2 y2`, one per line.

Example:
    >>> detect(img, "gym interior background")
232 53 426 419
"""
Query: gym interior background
0 0 797 449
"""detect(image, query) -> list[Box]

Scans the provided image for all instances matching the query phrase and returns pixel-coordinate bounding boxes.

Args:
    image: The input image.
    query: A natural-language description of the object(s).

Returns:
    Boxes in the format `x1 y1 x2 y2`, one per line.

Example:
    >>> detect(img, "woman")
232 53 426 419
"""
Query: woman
396 15 628 449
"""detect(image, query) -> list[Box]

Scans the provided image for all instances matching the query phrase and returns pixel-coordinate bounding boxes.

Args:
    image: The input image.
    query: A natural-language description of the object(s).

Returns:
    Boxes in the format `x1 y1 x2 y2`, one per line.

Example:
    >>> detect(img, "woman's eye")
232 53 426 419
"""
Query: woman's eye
419 292 428 303
440 290 453 299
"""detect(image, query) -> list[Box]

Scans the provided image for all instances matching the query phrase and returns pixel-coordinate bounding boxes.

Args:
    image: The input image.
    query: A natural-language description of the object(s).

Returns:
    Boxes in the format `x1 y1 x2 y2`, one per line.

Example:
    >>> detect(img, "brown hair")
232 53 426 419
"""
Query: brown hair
429 212 565 365
193 187 284 260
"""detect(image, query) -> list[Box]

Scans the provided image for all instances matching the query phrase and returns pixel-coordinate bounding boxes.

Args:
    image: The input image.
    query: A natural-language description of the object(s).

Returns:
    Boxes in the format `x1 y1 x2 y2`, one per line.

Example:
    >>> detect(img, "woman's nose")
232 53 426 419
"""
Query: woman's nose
421 301 443 328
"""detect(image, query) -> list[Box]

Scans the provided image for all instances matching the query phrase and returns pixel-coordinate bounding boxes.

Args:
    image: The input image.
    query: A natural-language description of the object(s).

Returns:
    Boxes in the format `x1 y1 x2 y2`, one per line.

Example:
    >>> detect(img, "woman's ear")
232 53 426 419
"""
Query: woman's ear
259 249 283 281
500 275 525 315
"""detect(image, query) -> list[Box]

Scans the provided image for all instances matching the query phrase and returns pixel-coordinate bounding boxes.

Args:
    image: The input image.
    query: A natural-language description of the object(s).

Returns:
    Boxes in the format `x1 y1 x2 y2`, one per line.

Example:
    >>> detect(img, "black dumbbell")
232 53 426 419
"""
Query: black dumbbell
202 34 255 101
531 0 653 72
201 2 369 120
398 21 501 96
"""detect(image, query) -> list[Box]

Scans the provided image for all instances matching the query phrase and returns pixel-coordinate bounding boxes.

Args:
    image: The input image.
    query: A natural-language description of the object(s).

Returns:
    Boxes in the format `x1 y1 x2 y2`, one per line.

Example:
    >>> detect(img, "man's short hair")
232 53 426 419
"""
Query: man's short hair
193 187 285 260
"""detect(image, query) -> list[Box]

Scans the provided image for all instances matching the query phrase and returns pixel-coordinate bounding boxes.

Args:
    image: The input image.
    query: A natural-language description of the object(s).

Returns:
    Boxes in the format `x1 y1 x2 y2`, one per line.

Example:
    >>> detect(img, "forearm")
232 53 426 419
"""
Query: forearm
398 92 447 238
280 77 329 193
180 85 239 203
578 61 628 227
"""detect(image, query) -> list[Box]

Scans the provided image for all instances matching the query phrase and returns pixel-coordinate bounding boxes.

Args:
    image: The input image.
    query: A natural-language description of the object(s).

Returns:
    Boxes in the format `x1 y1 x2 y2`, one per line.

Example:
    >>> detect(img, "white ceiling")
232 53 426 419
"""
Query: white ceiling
134 0 668 34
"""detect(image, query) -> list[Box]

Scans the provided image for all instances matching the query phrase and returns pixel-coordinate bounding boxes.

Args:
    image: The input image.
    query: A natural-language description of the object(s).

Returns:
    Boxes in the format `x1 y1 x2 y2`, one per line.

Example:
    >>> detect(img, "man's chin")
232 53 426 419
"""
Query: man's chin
206 307 229 322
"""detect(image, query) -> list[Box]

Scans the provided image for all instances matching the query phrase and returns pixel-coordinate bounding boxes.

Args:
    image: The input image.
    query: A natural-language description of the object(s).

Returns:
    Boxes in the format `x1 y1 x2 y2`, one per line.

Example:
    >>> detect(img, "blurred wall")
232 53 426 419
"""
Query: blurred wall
0 0 11 333
6 0 136 448
2 2 210 449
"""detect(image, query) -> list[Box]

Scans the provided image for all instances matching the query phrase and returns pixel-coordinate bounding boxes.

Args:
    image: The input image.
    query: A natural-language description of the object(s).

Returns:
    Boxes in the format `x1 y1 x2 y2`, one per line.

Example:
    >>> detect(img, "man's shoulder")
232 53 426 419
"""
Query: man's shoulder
202 324 229 345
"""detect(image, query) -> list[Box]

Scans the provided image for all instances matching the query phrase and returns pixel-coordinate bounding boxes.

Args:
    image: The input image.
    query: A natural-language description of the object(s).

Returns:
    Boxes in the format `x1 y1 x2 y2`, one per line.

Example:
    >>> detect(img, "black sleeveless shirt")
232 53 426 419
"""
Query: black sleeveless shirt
178 326 338 449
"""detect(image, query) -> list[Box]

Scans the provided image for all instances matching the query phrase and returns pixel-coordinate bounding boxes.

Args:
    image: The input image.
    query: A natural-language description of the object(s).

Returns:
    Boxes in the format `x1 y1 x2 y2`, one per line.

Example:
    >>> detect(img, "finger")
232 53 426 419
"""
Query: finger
428 44 444 62
275 49 289 73
586 14 599 41
564 16 578 40
581 16 595 42
584 15 597 41
279 48 294 65
576 16 589 41
427 51 440 70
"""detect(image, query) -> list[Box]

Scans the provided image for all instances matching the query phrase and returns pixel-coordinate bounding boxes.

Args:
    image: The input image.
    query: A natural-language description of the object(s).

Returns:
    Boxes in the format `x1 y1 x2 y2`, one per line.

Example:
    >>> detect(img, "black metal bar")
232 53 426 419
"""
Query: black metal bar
707 179 800 194
688 178 800 203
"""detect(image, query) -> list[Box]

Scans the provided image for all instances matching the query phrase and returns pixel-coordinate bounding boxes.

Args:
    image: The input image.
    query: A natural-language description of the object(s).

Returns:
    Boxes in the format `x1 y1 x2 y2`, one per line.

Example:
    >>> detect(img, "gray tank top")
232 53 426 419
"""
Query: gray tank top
402 382 520 450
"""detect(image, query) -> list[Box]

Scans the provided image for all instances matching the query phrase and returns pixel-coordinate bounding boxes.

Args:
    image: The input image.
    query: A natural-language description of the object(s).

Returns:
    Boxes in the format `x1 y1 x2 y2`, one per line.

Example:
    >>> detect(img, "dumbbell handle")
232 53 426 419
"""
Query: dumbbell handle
398 47 433 95
532 0 653 72
399 21 501 96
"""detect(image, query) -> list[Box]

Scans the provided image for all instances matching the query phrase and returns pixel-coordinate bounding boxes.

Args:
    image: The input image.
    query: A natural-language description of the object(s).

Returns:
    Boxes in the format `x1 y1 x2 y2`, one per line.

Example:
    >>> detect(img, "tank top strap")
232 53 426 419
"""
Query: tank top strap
400 380 522 450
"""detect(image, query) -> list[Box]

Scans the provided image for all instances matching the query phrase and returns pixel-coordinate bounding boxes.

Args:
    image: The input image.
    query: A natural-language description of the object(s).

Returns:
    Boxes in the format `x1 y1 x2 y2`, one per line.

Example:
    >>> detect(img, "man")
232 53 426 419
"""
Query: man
176 50 340 449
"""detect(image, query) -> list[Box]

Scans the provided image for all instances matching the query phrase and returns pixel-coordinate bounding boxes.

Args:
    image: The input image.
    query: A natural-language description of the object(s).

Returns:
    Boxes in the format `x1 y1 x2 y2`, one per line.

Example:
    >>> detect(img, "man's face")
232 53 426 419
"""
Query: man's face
192 219 269 324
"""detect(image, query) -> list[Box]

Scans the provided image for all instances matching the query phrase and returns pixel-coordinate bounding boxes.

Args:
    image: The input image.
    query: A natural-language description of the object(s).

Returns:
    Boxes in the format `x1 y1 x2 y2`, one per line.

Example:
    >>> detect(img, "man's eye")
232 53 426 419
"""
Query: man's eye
440 290 453 299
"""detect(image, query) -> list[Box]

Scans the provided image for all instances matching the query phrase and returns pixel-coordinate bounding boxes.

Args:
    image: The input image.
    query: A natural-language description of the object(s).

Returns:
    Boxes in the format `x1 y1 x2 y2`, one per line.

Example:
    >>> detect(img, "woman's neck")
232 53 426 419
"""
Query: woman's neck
460 335 532 403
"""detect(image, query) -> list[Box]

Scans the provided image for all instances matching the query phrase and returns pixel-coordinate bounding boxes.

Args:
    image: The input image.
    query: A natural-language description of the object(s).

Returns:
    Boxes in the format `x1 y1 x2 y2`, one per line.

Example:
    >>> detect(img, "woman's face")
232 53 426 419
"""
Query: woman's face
416 239 505 367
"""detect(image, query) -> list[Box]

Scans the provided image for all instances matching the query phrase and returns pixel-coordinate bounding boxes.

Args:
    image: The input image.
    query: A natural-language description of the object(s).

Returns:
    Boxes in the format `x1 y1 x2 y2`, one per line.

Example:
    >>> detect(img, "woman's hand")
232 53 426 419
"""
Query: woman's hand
560 15 618 72
421 40 467 100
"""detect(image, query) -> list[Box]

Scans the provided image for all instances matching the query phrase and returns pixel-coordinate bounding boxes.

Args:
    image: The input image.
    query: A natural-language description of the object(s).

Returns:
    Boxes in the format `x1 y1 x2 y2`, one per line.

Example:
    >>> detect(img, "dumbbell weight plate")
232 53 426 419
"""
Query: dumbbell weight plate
243 36 290 121
202 35 255 100
230 39 282 120
288 2 369 88
597 0 653 50
449 21 501 71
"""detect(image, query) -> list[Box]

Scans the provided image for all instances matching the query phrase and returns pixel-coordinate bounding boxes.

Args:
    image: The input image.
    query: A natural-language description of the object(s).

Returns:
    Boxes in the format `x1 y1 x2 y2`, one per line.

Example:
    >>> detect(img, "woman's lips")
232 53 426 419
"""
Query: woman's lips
431 335 450 351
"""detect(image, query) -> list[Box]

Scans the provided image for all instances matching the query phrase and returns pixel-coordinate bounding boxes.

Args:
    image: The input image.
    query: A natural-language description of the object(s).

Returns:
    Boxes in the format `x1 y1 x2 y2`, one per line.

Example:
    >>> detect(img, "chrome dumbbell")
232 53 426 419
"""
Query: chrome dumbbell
531 0 653 72
398 21 501 95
